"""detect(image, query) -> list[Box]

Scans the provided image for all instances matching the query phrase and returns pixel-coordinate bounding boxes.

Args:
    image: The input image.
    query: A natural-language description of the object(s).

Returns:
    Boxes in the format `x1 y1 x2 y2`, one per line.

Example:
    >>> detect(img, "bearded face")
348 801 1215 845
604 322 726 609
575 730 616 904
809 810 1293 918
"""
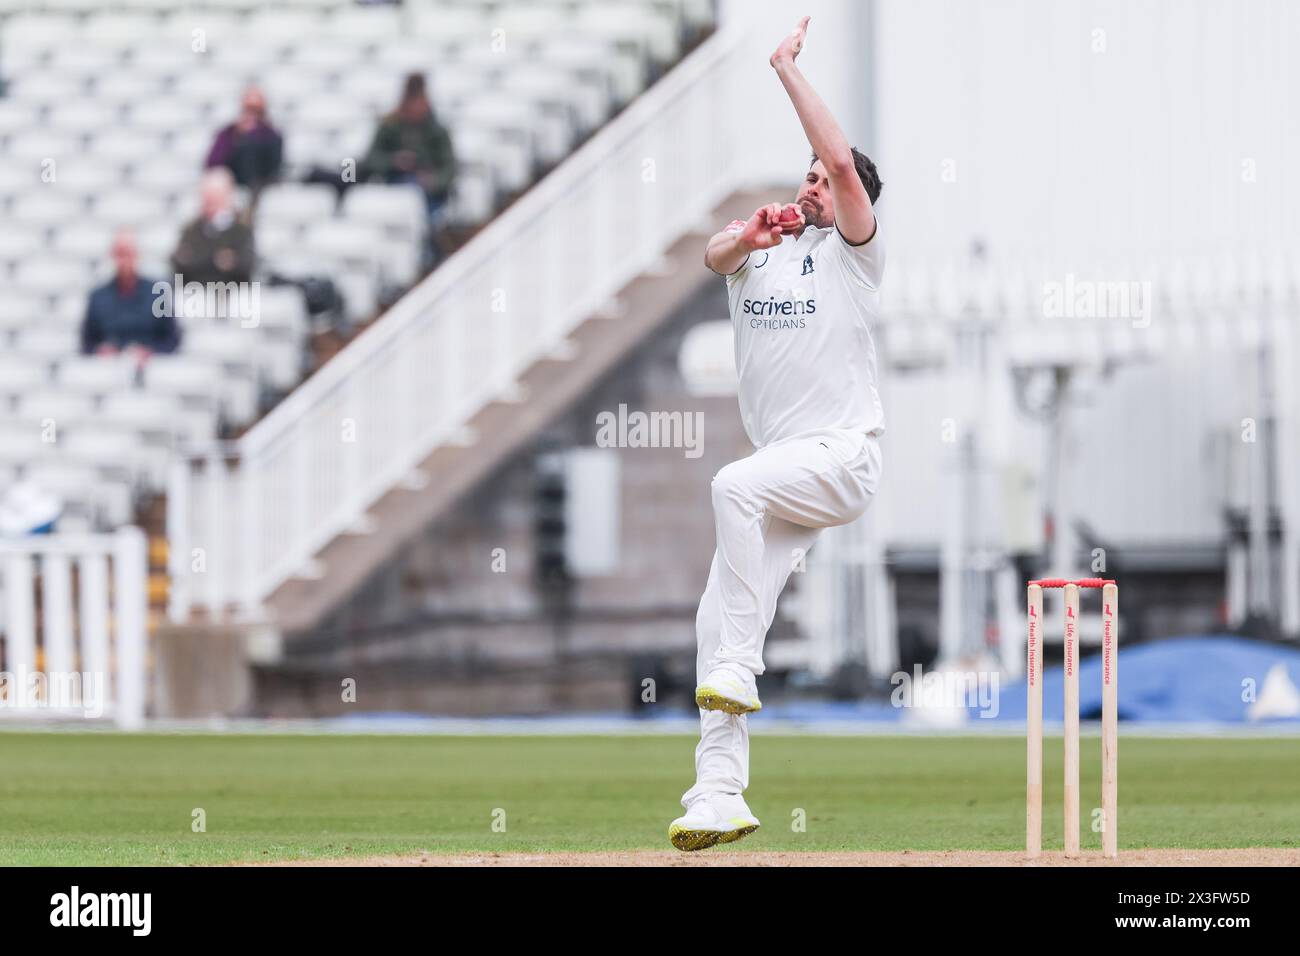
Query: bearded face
795 160 836 229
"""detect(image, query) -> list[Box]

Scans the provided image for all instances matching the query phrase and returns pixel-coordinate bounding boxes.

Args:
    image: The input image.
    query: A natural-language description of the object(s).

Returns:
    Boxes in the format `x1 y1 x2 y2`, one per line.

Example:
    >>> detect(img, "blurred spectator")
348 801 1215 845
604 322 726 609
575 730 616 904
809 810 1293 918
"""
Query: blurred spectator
205 86 283 195
172 168 256 286
82 230 180 358
364 73 456 221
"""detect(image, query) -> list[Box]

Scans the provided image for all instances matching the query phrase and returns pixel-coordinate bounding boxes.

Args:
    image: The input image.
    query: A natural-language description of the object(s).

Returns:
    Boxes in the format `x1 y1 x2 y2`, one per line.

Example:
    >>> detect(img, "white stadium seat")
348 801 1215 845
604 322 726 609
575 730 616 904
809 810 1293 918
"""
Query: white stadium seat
93 192 173 230
14 326 83 360
144 355 223 403
49 294 90 329
101 390 218 446
4 129 83 163
4 72 87 106
132 222 182 269
56 356 139 396
445 164 496 225
2 13 82 50
256 183 337 229
408 5 490 45
22 460 136 527
331 70 408 116
16 389 96 424
575 4 681 63
281 130 333 169
0 45 52 78
169 127 215 167
254 222 300 263
250 286 309 340
0 424 54 465
153 10 245 47
129 157 202 196
331 122 377 160
260 65 333 113
51 222 116 261
40 0 102 14
258 337 305 390
376 237 421 288
50 44 126 77
0 355 51 391
91 389 175 434
303 220 382 273
290 97 357 136
456 94 569 165
333 270 378 323
12 260 93 302
425 70 490 113
357 40 434 76
448 45 530 78
538 36 643 104
208 42 282 75
51 158 129 196
123 44 204 79
341 184 427 242
325 6 402 44
11 191 87 226
127 99 206 135
184 324 259 364
172 70 247 108
448 122 520 189
61 427 166 487
95 71 169 105
0 101 39 136
0 224 47 262
498 6 573 45
89 129 169 165
82 12 167 49
287 41 363 75
500 65 612 130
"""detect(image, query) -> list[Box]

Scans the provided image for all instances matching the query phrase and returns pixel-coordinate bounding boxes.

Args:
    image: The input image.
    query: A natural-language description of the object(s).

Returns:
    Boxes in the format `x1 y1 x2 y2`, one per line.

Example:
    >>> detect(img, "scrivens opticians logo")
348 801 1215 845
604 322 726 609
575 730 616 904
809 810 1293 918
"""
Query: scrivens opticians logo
742 294 815 330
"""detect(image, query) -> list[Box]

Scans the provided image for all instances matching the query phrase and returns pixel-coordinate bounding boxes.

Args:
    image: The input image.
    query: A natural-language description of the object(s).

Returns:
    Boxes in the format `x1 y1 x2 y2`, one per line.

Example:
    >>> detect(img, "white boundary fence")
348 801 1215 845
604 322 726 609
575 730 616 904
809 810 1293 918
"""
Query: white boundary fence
169 24 749 622
0 528 147 729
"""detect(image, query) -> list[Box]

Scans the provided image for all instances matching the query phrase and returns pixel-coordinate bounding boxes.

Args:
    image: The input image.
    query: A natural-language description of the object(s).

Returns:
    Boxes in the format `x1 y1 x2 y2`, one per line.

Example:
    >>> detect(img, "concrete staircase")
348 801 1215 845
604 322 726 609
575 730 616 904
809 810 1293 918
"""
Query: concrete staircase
267 188 768 634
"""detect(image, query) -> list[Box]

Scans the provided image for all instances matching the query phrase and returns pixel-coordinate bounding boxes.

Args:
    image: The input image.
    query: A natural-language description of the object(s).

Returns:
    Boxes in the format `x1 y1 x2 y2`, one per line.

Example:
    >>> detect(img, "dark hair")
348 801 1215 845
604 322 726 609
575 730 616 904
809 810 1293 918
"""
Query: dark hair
401 73 427 103
810 147 883 204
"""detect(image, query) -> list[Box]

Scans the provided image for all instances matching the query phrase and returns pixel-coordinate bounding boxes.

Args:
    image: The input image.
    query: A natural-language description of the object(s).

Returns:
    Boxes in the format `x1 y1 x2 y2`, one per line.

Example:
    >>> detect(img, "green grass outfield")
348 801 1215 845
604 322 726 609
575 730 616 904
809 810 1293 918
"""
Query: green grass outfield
1 732 1297 865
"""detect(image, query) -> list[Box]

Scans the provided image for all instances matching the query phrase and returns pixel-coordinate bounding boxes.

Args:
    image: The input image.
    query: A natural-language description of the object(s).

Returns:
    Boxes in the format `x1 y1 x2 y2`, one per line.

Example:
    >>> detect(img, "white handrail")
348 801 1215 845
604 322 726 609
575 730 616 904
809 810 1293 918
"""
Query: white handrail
171 23 751 620
0 527 147 729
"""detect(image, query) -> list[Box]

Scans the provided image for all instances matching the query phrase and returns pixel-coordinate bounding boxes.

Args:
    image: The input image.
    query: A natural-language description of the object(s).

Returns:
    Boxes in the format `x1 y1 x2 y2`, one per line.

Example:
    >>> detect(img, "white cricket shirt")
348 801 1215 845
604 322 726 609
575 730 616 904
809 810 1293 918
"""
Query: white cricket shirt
721 220 886 448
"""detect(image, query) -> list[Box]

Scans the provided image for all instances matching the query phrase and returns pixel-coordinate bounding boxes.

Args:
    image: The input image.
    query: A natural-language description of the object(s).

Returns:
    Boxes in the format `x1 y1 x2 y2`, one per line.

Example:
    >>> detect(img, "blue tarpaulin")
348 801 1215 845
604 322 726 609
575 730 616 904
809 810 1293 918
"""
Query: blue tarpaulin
981 636 1300 724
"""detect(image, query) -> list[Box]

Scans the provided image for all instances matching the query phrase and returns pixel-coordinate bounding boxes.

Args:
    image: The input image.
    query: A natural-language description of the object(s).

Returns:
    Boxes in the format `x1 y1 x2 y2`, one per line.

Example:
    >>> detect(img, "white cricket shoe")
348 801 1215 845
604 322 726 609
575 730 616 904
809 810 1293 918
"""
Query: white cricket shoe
669 793 761 852
695 664 761 715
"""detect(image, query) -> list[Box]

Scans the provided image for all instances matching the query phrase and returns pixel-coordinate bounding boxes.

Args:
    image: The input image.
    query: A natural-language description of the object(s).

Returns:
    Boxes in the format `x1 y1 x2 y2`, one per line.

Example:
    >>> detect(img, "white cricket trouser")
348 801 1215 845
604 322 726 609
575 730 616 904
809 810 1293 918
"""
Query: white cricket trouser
682 428 883 805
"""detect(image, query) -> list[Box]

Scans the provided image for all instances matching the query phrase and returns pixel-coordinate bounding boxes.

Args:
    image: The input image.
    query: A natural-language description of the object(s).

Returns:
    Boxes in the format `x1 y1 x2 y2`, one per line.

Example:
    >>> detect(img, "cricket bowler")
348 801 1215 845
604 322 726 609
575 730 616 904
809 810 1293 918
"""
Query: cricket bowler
670 16 886 851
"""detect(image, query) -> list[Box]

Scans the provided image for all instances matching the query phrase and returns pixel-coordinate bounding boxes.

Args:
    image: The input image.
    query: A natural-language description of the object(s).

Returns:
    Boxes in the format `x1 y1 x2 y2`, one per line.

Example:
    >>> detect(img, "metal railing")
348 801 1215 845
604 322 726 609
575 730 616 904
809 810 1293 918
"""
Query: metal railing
169 24 749 621
0 528 147 729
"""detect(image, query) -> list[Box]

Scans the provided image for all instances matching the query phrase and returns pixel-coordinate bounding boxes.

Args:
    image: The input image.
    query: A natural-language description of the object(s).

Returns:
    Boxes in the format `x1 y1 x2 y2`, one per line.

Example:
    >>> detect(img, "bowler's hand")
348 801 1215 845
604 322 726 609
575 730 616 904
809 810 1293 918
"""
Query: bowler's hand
770 15 810 69
739 203 802 250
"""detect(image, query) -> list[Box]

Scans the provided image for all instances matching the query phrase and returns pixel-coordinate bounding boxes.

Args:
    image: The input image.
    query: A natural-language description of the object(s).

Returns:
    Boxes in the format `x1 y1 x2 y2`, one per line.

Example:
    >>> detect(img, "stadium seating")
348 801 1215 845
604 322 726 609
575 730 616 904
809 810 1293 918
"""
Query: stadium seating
0 0 702 533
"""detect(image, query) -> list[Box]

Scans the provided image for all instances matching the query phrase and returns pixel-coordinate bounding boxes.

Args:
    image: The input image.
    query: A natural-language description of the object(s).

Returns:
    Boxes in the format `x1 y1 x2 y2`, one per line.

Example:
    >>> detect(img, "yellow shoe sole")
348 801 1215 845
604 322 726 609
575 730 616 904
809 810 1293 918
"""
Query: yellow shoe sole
717 822 760 845
669 821 761 852
695 686 761 715
669 824 722 852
